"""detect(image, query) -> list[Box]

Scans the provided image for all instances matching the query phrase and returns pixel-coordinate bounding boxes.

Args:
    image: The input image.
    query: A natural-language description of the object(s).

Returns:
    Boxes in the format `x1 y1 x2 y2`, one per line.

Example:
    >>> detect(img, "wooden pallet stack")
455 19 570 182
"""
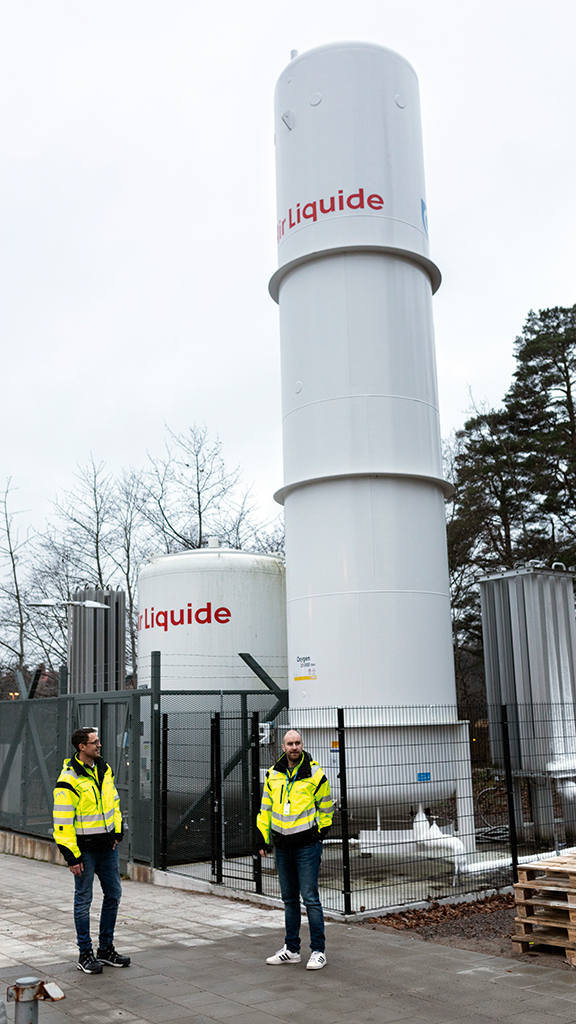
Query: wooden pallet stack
513 855 576 966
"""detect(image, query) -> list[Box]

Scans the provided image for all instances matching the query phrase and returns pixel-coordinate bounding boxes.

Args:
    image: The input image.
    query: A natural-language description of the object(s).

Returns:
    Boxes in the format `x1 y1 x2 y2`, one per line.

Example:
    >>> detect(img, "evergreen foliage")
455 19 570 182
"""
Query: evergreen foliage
448 304 576 703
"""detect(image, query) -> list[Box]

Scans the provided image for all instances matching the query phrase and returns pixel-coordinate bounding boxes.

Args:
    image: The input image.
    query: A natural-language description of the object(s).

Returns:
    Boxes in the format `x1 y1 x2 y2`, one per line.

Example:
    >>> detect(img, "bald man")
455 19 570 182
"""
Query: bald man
256 729 333 970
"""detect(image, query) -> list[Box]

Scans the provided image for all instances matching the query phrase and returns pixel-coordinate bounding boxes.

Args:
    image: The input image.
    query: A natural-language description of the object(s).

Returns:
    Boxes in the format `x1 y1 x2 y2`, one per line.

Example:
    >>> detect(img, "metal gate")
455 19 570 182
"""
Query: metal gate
0 686 285 875
70 691 150 871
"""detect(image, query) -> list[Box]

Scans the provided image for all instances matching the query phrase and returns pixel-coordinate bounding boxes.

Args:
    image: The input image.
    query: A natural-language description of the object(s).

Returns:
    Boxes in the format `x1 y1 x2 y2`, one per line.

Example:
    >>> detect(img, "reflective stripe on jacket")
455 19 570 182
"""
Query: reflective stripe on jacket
256 751 333 850
53 754 122 865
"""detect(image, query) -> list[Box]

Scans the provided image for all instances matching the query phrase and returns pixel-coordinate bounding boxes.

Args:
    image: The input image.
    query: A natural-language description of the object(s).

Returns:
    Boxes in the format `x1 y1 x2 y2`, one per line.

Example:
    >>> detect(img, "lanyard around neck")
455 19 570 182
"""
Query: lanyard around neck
285 757 302 800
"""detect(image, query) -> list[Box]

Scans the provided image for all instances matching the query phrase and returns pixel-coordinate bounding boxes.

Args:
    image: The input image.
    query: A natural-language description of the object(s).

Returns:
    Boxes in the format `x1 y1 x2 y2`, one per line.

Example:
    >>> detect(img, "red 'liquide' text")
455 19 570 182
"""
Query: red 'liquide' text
277 187 384 243
138 602 231 632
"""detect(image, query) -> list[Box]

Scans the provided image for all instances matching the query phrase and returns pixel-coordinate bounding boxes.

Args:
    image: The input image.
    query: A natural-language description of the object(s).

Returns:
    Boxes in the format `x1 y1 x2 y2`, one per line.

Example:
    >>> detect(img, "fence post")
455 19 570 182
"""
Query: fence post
337 707 352 916
57 692 68 775
160 712 168 872
20 702 30 830
241 694 250 851
127 691 139 866
151 651 161 870
211 712 223 884
501 703 519 884
251 711 262 894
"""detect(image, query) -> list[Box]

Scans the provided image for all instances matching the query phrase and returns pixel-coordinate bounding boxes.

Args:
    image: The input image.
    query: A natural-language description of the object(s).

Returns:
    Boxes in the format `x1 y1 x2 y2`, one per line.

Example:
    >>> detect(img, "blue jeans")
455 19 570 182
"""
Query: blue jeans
74 846 122 953
274 842 325 953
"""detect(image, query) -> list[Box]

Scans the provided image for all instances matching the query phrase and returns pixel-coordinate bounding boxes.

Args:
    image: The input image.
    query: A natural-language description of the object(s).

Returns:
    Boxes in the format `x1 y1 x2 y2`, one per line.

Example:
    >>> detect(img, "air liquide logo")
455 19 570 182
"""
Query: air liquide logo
421 199 428 238
277 187 384 244
138 602 231 632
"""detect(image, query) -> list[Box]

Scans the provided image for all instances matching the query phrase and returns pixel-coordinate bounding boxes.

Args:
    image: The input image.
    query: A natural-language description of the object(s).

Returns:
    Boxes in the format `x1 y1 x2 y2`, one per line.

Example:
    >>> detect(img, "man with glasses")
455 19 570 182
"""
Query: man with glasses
257 729 333 970
53 727 130 974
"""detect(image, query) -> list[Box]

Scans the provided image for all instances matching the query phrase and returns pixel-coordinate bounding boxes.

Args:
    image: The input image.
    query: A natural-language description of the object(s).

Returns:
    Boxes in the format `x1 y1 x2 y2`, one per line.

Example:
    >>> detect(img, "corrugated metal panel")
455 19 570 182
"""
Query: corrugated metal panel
479 567 576 772
69 588 126 692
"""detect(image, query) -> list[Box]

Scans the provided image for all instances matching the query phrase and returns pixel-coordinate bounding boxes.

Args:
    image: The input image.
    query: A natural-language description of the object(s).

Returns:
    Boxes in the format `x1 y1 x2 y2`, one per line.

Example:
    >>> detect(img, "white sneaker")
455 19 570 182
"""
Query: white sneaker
306 950 327 970
266 945 301 965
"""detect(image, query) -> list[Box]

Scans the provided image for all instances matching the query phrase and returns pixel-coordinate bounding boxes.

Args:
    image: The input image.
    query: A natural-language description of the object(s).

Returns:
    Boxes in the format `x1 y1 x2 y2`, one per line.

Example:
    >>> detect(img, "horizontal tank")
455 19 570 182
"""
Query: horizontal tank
137 545 287 691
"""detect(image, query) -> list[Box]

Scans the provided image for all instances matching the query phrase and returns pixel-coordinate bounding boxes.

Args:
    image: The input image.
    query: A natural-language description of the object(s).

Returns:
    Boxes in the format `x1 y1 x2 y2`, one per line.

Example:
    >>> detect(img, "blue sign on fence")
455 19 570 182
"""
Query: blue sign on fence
417 771 431 782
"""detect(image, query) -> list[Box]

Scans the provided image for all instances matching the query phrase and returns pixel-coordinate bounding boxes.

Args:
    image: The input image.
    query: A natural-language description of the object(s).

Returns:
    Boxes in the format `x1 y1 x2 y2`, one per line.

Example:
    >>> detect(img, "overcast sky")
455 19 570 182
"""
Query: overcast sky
1 1 575 535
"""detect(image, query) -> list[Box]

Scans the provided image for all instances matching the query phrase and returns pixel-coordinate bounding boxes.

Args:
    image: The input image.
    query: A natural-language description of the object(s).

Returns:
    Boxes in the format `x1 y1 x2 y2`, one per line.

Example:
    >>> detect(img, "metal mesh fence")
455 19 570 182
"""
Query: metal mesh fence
0 698 62 836
157 691 285 870
3 691 576 915
168 700 576 914
282 705 474 913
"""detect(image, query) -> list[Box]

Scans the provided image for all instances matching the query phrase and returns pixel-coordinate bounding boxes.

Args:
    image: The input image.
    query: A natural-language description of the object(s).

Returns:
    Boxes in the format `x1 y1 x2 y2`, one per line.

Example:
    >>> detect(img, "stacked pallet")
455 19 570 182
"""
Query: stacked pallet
513 856 576 966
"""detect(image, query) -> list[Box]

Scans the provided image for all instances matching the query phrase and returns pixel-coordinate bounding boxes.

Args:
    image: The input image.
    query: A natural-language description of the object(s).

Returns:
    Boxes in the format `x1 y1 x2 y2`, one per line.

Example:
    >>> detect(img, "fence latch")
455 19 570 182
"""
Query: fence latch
7 977 65 1024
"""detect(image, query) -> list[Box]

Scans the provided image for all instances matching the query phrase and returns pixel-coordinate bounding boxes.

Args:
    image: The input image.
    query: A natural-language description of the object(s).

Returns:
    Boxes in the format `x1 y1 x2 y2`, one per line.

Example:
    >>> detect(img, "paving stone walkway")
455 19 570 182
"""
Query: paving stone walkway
2 853 576 1023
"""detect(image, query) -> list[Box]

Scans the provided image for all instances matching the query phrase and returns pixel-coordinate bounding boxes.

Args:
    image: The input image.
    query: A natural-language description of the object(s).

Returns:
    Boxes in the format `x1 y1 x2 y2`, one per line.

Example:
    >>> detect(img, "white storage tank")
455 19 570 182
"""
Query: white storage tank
137 544 287 691
271 42 455 711
269 43 475 849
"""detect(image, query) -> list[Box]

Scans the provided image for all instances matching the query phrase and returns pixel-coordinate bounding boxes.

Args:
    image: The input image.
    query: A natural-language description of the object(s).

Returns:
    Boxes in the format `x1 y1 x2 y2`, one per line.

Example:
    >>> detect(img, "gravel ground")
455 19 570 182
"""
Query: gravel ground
356 893 576 971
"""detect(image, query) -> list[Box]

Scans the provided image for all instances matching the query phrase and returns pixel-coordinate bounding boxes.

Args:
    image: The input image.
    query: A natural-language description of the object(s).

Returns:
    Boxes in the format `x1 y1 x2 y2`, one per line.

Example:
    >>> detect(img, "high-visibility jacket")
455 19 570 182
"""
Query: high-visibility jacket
256 751 333 850
53 754 122 866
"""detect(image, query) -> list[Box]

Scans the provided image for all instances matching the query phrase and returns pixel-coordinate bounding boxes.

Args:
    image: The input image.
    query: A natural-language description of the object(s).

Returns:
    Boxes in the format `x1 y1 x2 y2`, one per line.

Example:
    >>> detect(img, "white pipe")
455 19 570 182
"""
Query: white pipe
358 806 467 881
412 807 467 876
465 845 576 875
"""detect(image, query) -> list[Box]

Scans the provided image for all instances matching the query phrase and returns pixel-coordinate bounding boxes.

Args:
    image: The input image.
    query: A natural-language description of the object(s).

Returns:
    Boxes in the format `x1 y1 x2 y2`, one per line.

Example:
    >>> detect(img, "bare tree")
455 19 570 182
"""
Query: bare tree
24 538 77 668
48 456 117 587
250 513 285 557
143 425 257 550
0 481 28 670
107 469 151 682
0 426 284 682
25 459 118 671
28 461 151 679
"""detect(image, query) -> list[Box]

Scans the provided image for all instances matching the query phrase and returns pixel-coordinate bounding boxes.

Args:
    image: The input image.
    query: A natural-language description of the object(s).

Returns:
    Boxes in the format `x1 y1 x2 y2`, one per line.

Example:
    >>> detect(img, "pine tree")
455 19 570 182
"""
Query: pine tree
447 304 576 703
505 305 576 559
446 408 538 703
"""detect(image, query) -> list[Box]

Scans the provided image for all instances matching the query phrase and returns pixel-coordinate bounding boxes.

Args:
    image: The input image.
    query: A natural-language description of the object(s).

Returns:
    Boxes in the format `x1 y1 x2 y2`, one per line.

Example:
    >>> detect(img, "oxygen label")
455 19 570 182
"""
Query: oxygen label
294 655 316 682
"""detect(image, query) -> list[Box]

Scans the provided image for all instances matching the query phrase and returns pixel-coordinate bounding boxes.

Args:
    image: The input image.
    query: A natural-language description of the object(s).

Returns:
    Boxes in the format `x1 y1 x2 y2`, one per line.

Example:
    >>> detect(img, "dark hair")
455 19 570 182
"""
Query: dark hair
71 727 98 751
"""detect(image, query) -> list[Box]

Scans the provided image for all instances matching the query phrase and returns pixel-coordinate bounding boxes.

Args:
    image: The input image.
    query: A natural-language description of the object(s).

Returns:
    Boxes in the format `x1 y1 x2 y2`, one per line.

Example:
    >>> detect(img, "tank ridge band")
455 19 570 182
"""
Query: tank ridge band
274 471 454 506
269 245 442 302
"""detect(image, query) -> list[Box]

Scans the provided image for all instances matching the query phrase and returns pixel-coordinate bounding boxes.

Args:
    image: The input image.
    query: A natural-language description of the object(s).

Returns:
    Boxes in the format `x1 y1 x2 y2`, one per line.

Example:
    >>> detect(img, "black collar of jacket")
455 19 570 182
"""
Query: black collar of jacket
70 753 108 787
273 751 313 779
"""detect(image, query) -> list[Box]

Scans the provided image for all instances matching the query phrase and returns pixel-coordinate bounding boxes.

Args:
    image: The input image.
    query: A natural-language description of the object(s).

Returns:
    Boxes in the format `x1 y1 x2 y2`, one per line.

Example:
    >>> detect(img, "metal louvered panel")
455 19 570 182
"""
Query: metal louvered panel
480 567 576 809
69 588 126 692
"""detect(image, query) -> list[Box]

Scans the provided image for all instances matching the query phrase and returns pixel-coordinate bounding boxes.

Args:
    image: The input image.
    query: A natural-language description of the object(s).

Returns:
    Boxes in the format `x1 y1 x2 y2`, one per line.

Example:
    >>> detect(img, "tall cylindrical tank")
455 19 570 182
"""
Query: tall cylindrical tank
137 547 287 691
269 44 474 843
270 42 455 713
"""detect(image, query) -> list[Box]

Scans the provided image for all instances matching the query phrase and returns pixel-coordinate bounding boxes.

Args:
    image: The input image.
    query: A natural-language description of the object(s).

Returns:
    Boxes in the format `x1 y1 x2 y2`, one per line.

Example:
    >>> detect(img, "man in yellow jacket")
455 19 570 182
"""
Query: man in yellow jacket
53 727 130 974
257 729 333 970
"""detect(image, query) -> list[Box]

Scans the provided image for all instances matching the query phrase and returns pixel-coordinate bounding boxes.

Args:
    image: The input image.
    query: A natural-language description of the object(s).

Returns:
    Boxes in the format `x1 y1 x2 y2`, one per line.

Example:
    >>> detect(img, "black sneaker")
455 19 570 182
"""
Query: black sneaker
96 945 131 968
77 949 103 974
